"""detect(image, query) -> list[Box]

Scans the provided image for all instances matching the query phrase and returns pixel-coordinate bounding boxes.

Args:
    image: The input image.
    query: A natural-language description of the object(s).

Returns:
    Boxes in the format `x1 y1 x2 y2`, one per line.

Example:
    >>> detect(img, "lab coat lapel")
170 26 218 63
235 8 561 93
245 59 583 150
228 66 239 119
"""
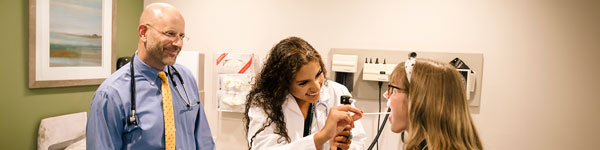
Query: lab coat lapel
285 94 303 117
283 94 305 141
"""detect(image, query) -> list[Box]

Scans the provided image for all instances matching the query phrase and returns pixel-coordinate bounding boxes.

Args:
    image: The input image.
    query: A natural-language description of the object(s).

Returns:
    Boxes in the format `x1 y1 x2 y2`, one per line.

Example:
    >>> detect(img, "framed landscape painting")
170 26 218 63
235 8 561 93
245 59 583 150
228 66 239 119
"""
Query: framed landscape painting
29 0 116 88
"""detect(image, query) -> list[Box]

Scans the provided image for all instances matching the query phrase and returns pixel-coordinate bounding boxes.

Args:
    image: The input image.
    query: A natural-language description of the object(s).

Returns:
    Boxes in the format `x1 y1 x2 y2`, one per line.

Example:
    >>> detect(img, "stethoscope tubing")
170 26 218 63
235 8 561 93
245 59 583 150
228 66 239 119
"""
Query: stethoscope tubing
127 53 198 125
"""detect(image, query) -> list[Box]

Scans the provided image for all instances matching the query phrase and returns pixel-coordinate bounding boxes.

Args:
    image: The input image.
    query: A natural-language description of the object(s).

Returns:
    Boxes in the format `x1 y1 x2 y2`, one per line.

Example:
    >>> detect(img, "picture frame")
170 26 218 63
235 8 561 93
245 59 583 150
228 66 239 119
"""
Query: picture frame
29 0 117 88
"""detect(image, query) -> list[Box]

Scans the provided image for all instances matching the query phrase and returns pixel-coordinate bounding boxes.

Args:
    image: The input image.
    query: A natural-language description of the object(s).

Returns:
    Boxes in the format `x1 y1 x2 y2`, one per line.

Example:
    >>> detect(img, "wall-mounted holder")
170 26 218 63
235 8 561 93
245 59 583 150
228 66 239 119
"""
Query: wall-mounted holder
214 53 257 112
332 54 358 92
450 57 477 101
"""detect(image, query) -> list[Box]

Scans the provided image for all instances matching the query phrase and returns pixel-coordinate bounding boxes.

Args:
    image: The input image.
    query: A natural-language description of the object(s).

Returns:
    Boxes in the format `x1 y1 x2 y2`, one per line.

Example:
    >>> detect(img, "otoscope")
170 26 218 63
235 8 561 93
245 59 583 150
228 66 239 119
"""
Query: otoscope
339 95 353 150
339 96 391 150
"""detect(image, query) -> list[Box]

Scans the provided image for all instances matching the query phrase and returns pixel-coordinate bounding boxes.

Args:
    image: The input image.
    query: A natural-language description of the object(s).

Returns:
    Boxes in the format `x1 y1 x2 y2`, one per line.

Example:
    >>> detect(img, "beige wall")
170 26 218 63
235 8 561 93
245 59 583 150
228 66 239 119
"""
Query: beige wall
145 0 600 149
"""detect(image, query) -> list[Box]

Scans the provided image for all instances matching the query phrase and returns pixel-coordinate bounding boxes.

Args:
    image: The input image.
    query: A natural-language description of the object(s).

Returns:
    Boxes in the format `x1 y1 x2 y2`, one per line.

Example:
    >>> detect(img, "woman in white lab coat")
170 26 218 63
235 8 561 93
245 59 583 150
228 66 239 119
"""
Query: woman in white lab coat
243 37 366 150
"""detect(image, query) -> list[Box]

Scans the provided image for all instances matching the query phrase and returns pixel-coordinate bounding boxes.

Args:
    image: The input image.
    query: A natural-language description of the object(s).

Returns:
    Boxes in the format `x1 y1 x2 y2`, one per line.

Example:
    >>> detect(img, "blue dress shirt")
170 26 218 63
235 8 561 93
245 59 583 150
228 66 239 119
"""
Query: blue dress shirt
87 53 215 150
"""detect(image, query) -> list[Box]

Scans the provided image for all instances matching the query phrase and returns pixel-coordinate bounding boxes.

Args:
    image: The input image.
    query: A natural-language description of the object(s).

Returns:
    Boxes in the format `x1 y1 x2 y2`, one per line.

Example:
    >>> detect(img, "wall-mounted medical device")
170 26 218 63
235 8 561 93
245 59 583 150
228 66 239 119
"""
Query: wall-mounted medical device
329 48 484 108
332 54 358 92
362 61 397 82
450 58 476 100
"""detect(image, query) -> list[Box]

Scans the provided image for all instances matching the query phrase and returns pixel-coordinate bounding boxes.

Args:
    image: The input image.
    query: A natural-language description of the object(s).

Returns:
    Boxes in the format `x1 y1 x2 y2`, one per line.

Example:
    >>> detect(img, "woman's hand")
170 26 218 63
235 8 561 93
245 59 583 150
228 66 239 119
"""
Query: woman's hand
314 105 362 149
330 125 352 150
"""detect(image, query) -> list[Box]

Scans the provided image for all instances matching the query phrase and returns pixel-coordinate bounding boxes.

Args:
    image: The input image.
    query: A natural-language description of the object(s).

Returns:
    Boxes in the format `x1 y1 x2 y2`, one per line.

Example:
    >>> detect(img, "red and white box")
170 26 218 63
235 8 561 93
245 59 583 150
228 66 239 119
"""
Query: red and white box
215 53 256 74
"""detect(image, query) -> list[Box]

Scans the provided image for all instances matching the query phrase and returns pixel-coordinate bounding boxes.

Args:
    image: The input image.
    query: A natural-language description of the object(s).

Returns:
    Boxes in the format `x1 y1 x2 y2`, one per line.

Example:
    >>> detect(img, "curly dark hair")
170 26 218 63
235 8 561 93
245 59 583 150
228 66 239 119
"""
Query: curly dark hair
243 37 326 149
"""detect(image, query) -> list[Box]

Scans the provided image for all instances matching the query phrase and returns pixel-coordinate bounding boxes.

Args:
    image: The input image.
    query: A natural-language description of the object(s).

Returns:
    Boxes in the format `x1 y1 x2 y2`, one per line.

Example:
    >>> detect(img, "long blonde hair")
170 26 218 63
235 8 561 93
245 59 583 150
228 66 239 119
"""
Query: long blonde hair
390 58 483 150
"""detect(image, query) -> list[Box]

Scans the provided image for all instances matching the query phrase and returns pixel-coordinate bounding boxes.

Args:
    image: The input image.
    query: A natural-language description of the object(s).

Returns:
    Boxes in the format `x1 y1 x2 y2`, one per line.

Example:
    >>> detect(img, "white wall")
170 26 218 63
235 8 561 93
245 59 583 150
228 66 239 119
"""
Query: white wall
145 0 600 149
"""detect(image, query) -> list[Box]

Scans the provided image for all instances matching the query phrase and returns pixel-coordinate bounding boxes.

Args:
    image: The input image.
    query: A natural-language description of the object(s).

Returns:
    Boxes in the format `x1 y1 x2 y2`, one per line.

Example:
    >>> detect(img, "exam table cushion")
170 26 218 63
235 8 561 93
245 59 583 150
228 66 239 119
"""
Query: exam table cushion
37 112 87 150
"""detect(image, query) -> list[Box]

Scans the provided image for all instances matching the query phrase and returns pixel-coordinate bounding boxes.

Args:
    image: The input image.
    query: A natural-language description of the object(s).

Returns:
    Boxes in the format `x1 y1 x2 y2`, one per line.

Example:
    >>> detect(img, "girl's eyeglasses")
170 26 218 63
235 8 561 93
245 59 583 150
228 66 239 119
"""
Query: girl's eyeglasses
385 84 407 98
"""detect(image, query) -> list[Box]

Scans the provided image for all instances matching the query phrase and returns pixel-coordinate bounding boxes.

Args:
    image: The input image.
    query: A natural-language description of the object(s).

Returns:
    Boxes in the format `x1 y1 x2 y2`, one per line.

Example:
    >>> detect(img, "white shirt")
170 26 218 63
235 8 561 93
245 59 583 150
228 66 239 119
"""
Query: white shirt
247 80 366 150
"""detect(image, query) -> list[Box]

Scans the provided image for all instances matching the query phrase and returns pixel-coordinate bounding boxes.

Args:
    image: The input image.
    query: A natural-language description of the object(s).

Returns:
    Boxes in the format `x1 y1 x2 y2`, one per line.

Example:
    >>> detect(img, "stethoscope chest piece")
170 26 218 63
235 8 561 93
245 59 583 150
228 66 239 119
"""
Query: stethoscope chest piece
128 111 138 125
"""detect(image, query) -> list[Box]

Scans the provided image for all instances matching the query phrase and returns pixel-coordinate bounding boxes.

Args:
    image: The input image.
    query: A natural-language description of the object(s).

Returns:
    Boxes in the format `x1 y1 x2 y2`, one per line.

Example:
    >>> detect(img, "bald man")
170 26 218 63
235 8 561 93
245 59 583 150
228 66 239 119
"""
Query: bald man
87 3 215 150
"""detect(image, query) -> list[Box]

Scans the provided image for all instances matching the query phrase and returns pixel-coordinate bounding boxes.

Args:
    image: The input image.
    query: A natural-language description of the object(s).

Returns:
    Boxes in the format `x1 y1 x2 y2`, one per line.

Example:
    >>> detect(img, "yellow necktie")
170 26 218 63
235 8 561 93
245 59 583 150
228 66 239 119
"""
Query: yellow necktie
158 71 175 150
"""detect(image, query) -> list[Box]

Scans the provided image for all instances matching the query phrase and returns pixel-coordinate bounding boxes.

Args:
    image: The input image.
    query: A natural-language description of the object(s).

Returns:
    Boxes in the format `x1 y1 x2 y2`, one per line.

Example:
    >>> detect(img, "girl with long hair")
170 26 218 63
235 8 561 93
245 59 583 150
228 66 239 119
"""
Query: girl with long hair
243 37 366 150
385 56 483 150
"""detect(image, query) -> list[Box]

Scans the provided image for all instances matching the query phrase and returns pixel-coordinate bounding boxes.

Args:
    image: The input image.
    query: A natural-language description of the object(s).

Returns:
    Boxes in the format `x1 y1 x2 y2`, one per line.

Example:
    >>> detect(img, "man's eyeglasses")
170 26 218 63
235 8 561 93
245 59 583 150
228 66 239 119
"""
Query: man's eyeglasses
145 24 189 42
385 84 407 98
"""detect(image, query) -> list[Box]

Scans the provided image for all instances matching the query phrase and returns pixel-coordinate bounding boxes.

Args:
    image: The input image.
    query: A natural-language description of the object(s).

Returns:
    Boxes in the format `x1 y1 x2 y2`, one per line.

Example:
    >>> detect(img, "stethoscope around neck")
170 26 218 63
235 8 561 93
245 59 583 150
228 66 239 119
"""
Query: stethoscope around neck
309 85 333 130
127 53 200 125
312 100 329 129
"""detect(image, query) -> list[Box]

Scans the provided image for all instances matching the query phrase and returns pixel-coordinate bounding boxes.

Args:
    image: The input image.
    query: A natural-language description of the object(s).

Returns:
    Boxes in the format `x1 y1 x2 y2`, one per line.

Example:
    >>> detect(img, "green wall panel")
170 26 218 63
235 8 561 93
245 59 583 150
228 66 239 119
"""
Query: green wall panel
0 0 143 149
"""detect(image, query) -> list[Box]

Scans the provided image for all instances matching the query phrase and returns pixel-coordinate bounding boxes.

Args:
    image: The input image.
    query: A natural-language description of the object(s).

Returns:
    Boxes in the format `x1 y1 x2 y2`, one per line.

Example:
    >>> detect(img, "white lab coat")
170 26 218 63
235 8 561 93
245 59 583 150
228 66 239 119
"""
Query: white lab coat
247 80 367 150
